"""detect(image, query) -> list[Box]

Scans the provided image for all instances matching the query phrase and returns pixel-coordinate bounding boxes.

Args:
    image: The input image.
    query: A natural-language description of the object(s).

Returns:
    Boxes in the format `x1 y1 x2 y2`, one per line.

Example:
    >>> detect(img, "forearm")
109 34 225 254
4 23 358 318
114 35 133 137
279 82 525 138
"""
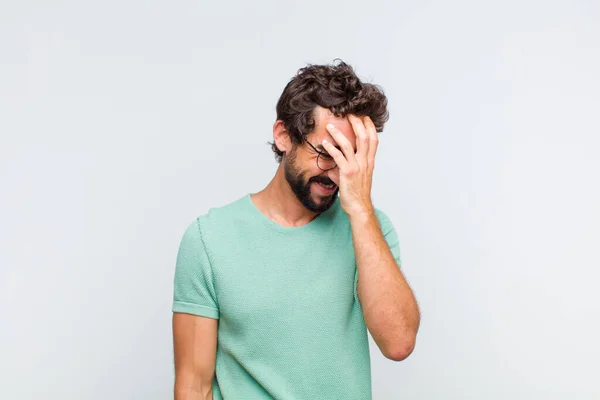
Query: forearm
349 208 420 361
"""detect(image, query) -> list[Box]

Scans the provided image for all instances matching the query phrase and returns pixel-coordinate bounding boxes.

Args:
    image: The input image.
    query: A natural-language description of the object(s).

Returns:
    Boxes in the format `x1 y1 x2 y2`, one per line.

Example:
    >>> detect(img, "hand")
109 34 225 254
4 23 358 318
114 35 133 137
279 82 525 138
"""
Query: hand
321 114 380 217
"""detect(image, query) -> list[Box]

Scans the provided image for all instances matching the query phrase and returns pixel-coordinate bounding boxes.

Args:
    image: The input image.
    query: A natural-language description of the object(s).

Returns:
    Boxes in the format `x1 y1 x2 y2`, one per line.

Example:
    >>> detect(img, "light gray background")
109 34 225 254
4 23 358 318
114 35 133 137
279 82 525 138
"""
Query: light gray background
1 0 599 399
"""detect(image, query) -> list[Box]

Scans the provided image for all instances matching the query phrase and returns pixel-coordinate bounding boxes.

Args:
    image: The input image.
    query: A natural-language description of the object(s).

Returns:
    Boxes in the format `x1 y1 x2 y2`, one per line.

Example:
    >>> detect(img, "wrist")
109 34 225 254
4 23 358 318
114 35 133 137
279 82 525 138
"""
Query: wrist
347 205 376 222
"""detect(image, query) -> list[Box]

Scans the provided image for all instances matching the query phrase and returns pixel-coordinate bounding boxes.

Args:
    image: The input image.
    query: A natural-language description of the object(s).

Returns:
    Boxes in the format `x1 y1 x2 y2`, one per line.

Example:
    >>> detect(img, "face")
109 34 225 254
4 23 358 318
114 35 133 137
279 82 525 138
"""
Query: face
282 107 357 213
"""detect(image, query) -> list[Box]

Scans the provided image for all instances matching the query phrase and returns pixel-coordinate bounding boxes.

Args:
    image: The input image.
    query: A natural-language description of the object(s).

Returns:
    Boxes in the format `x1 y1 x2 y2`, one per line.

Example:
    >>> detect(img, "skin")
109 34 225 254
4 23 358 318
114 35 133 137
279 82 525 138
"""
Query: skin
173 313 217 400
321 111 421 360
173 106 421 400
256 106 421 360
252 107 356 225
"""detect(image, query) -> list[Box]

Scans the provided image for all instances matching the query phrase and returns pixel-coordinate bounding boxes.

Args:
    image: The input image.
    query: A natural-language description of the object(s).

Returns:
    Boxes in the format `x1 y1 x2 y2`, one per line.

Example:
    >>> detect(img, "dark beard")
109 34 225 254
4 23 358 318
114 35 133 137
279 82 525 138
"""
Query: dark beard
283 148 338 213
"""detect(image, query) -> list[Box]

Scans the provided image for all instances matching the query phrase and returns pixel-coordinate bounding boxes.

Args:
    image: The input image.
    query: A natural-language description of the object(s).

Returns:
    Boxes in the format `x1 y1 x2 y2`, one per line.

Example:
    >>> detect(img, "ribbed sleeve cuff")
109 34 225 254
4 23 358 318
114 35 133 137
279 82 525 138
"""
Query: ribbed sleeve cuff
172 301 220 319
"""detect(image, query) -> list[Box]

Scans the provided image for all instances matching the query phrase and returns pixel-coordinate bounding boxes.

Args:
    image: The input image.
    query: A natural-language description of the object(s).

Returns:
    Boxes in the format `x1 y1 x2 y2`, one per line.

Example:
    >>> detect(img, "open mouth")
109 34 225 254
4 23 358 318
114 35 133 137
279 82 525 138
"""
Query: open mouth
314 181 337 192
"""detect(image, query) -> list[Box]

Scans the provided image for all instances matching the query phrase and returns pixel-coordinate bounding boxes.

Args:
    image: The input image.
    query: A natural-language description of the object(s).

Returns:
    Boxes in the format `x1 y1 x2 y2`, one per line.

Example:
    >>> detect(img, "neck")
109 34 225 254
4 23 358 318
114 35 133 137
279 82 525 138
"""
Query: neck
250 163 319 228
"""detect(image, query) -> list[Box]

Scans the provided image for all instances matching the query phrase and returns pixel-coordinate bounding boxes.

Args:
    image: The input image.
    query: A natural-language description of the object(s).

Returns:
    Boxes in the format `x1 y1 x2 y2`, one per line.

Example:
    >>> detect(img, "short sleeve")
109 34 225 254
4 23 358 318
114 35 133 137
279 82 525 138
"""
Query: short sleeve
374 209 402 268
172 218 220 319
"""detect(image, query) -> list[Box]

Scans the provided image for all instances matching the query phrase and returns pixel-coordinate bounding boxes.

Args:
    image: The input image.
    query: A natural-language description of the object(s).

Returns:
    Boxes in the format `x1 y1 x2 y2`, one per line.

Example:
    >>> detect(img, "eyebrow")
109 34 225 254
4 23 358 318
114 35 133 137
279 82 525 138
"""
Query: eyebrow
316 144 342 152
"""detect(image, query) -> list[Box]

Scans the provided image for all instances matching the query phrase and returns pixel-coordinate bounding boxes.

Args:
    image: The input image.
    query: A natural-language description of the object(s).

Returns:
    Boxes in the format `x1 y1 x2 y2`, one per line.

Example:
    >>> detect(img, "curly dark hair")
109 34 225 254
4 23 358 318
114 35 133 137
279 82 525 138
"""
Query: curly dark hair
269 59 389 163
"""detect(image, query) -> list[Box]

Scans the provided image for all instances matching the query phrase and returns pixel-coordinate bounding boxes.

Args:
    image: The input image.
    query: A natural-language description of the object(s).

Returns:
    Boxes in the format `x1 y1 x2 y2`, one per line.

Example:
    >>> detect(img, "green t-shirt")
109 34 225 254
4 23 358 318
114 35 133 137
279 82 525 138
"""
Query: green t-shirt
172 193 401 399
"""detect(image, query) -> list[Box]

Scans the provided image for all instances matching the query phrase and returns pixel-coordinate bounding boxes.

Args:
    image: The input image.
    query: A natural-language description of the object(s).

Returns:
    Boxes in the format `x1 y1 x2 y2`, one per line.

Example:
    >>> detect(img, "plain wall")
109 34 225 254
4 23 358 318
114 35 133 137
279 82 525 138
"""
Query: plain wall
1 0 599 399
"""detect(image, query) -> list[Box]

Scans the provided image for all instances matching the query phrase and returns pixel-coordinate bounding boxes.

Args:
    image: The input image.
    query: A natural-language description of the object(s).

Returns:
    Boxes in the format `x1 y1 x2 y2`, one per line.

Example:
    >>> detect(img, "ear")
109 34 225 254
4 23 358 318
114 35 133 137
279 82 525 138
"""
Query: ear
273 120 292 154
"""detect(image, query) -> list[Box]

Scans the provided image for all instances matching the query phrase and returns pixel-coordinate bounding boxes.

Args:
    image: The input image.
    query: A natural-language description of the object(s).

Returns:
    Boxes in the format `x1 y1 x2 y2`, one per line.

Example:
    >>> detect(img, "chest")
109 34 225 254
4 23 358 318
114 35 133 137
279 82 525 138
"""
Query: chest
211 235 357 328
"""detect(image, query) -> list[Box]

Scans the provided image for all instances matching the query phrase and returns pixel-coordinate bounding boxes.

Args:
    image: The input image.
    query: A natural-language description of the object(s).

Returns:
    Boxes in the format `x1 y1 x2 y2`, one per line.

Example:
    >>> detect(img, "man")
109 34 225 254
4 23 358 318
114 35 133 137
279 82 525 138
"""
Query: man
172 60 420 400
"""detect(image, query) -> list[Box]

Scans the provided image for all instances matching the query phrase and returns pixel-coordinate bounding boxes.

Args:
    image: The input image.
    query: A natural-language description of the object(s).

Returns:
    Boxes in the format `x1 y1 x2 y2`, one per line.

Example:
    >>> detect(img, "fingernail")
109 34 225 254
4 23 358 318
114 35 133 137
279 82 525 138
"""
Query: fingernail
326 123 334 130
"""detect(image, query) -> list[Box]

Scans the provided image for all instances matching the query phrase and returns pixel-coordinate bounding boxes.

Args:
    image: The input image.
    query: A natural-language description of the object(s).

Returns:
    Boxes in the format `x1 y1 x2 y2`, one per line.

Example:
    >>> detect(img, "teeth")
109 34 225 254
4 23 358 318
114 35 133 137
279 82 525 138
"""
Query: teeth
316 181 334 188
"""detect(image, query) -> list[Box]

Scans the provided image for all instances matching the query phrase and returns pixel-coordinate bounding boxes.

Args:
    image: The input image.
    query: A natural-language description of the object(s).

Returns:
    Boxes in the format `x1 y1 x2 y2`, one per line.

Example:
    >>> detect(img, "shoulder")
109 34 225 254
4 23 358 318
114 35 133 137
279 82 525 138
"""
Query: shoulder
198 193 248 225
181 194 249 245
373 207 393 227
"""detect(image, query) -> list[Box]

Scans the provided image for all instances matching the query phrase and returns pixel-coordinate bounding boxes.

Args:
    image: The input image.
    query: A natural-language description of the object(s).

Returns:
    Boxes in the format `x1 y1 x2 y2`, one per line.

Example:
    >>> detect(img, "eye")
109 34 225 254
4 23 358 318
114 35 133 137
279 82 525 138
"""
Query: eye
319 152 333 160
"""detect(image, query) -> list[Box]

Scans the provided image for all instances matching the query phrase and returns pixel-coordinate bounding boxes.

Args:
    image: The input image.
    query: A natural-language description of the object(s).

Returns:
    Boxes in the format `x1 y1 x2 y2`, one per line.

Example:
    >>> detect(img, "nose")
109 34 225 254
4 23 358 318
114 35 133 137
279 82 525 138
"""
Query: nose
326 168 340 187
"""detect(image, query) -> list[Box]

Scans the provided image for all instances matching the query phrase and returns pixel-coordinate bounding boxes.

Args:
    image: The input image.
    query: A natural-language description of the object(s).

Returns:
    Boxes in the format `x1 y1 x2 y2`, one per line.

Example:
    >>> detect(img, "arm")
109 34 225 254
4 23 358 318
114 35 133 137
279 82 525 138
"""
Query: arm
320 114 420 361
173 313 218 400
172 218 221 399
350 209 420 361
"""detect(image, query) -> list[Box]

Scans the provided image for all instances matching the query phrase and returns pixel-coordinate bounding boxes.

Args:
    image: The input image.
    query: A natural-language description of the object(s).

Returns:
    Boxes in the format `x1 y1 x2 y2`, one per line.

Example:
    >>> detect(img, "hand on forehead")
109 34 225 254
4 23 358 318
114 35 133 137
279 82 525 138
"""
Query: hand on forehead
312 107 357 151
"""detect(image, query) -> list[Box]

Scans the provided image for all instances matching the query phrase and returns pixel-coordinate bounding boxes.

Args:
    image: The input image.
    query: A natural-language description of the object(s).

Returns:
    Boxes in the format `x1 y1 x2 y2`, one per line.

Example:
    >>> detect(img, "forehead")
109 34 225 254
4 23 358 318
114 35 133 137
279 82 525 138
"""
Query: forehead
308 106 356 150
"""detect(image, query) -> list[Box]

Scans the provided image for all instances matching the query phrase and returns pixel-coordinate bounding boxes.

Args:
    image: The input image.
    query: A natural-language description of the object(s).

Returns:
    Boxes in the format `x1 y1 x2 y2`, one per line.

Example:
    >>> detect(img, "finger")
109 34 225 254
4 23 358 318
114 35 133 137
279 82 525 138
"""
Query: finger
363 116 379 166
347 114 369 163
321 139 350 171
325 123 358 167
